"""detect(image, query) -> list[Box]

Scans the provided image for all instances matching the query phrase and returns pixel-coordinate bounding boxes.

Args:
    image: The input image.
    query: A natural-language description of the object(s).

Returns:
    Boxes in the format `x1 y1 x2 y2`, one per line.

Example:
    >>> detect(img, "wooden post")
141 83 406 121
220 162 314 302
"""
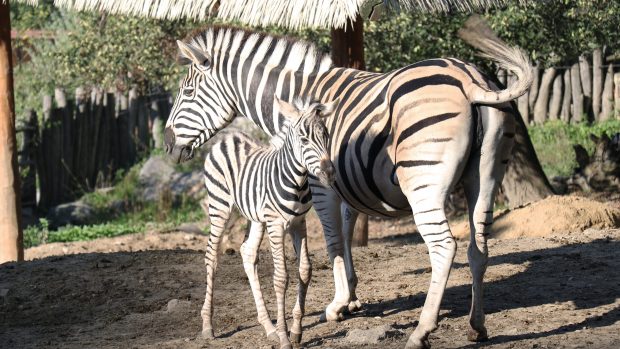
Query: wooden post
517 91 529 123
579 54 592 119
0 1 23 263
571 62 584 123
548 73 563 121
331 14 367 247
533 67 556 124
614 73 620 119
561 69 572 122
592 48 603 119
19 110 38 209
600 65 614 121
150 97 164 149
528 65 540 112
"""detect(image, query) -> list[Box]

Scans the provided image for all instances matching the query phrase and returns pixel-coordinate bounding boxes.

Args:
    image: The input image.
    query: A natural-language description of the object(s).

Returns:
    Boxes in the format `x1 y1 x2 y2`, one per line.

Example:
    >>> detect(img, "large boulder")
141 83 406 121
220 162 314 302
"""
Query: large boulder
47 201 95 228
138 155 176 201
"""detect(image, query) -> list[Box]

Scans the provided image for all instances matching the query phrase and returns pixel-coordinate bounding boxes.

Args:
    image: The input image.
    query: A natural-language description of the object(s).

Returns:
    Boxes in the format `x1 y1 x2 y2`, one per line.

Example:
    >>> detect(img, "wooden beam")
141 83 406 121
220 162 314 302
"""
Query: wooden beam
330 14 368 247
0 0 24 263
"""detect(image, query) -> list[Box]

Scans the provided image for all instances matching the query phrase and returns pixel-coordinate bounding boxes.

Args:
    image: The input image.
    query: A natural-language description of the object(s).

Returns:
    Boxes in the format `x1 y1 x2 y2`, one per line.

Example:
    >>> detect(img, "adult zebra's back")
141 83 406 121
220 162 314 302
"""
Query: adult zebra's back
164 27 533 348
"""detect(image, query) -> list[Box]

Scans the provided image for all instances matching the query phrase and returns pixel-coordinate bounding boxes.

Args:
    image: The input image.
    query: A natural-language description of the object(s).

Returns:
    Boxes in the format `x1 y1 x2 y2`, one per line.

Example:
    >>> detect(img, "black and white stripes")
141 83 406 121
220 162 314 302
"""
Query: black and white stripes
164 26 532 348
198 98 337 348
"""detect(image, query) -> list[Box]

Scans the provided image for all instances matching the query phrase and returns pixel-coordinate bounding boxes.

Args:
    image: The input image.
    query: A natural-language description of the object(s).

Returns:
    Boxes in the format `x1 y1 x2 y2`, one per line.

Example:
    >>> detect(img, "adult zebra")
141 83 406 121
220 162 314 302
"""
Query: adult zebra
164 26 532 348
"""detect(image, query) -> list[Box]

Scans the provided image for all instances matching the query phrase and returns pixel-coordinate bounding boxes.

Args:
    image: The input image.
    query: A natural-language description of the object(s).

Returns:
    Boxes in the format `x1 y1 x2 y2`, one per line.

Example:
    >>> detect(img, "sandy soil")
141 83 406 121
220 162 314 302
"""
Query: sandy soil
1 197 619 349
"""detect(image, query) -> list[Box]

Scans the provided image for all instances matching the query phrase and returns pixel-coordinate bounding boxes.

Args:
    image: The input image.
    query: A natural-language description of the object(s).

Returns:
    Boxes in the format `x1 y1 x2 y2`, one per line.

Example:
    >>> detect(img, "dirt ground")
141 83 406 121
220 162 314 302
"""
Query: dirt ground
1 196 619 349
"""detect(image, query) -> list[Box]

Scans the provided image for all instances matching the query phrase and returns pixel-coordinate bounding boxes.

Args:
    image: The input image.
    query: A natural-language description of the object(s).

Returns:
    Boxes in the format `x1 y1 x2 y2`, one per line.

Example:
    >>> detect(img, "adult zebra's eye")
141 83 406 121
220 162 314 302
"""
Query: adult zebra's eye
183 88 194 97
300 137 310 145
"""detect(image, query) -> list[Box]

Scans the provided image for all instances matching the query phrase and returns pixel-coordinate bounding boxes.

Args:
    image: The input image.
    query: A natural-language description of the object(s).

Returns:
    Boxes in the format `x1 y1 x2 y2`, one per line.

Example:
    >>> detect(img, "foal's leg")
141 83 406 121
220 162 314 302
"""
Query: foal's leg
240 221 278 341
201 199 232 339
266 222 292 349
289 217 312 344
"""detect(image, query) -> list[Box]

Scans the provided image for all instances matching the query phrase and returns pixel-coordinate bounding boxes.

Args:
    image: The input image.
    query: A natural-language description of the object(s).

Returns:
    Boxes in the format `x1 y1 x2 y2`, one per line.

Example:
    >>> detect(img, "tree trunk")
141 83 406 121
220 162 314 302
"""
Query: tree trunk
331 14 367 247
533 67 556 124
502 102 554 208
561 69 572 122
600 65 614 121
548 73 563 121
0 1 23 263
592 48 603 119
571 62 584 123
579 54 592 119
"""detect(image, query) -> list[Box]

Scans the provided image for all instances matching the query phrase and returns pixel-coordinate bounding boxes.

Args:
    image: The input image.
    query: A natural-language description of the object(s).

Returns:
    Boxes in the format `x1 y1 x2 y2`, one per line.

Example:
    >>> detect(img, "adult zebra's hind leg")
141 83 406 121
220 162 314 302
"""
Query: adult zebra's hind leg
396 126 471 349
240 222 278 342
289 216 312 344
462 105 515 342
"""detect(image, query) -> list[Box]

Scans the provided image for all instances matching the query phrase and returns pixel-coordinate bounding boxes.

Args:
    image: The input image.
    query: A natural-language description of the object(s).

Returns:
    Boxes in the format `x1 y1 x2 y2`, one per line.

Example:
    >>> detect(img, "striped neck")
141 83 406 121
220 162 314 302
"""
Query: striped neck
184 26 333 135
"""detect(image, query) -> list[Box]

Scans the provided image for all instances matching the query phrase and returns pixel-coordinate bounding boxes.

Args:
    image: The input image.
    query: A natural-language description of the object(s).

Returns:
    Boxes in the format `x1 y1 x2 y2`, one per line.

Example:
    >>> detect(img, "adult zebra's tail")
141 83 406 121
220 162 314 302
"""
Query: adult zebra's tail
459 15 534 105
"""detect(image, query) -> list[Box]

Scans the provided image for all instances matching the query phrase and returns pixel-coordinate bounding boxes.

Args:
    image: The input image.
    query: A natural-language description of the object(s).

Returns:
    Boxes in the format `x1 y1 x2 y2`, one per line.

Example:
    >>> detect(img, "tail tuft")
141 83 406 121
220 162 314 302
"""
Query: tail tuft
458 15 533 105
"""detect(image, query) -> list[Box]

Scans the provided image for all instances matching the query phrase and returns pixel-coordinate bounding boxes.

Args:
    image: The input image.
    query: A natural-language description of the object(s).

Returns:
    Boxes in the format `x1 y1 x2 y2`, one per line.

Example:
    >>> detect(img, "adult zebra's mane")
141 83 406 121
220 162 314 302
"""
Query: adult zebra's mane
182 25 333 76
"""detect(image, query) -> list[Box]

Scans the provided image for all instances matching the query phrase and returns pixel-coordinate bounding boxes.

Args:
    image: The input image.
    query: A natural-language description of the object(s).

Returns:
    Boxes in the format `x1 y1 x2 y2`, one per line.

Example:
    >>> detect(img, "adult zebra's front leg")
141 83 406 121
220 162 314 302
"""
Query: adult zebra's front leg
341 203 362 313
310 183 351 321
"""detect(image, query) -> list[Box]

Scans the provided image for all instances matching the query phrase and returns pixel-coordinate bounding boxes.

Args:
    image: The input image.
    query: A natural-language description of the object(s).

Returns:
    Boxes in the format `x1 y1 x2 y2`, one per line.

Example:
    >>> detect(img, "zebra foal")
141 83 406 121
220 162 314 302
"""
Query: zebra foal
200 97 338 349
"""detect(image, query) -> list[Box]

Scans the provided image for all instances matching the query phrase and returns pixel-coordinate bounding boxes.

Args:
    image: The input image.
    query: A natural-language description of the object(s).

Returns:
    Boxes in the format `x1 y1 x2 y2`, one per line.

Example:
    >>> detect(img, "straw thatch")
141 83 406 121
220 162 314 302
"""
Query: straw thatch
12 0 526 29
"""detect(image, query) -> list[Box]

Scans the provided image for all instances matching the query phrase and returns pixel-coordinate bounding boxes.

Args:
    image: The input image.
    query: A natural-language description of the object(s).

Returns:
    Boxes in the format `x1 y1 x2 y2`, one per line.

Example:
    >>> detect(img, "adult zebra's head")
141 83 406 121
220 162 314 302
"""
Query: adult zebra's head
164 40 236 163
275 97 339 188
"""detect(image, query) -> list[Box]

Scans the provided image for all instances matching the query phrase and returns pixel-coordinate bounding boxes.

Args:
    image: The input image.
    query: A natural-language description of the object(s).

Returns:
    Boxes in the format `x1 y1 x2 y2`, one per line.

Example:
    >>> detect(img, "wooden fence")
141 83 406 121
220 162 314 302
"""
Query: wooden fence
499 48 620 124
17 87 172 210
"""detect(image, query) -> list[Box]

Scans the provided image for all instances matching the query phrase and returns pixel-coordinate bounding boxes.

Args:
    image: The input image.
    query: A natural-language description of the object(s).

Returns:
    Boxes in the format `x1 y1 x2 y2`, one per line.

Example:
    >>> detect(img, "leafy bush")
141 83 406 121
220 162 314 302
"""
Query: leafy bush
528 120 620 178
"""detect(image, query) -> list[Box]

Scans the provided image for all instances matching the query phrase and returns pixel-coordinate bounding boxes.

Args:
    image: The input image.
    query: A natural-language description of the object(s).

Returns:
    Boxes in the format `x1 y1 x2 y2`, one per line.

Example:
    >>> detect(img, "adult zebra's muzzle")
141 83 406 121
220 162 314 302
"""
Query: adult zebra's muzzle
317 158 336 187
164 126 194 163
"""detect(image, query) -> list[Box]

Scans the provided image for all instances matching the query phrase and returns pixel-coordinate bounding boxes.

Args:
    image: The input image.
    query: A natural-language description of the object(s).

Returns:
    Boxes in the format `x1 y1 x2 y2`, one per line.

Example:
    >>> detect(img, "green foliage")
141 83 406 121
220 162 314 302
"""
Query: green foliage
528 120 620 178
47 222 143 243
24 218 49 248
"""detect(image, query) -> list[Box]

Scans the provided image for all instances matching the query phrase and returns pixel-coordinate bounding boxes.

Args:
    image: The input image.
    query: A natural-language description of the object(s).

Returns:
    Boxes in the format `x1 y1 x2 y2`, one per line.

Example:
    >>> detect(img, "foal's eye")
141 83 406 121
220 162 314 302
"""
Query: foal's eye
183 88 194 97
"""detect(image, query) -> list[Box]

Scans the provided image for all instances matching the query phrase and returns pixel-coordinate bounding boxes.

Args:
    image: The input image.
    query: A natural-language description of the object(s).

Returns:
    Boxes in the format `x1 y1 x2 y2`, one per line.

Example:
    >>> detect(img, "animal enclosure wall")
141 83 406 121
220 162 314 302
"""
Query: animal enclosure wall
17 87 172 210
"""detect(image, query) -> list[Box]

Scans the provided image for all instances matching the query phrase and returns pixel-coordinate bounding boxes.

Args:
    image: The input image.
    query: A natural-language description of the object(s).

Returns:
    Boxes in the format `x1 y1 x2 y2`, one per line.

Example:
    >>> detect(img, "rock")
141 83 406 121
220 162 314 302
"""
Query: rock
47 201 94 228
164 299 192 313
139 155 176 201
345 325 404 345
0 288 9 304
169 170 205 200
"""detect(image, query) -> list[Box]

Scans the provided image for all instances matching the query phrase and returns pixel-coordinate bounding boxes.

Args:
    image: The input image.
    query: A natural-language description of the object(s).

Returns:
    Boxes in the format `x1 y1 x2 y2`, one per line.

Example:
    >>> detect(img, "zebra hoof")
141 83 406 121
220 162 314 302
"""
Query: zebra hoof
404 337 430 349
320 310 344 322
467 327 488 342
267 330 279 343
200 328 215 340
290 331 302 344
348 299 363 313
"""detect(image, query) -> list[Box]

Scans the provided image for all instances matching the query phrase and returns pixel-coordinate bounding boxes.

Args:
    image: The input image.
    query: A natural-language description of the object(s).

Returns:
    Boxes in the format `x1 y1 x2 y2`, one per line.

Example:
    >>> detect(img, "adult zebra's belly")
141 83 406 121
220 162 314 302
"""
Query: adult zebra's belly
331 148 411 218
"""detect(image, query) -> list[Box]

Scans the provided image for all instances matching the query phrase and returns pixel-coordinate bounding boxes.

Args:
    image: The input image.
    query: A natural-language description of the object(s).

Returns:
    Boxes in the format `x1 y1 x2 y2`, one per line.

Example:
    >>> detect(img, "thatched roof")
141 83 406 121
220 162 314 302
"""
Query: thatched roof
13 1 524 29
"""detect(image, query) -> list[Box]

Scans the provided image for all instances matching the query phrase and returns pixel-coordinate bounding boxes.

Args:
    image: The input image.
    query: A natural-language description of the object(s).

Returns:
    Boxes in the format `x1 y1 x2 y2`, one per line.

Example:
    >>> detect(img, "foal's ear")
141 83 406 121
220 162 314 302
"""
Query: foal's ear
315 97 340 117
177 40 211 67
274 95 301 121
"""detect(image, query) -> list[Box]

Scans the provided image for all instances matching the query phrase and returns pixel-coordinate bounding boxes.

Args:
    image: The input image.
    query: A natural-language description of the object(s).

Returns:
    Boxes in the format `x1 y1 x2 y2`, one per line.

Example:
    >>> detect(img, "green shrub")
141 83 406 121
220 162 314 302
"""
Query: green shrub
528 120 620 178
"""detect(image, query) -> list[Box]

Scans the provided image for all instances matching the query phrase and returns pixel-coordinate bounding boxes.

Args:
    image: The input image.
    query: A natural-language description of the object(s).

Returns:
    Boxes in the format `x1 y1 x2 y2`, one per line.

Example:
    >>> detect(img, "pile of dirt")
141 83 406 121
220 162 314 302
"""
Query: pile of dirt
453 195 620 239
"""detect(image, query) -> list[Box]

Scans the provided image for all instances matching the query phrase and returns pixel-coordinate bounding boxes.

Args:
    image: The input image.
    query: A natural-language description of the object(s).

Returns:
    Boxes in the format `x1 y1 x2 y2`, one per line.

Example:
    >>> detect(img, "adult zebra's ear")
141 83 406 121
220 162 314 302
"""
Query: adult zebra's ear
274 95 301 122
316 97 341 117
176 40 211 67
